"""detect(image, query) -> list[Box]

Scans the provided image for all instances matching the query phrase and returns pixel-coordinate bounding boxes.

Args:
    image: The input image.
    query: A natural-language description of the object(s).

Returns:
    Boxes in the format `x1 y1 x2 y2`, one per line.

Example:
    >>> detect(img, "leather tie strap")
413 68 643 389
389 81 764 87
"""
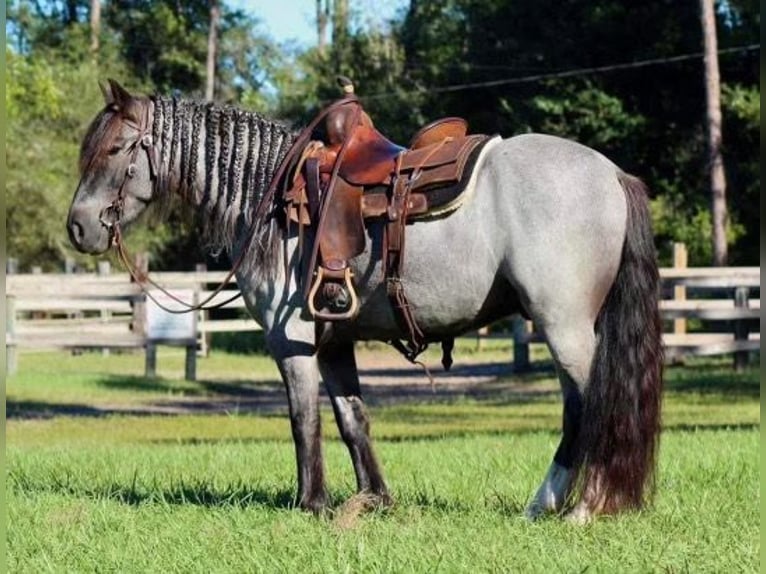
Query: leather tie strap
384 138 450 361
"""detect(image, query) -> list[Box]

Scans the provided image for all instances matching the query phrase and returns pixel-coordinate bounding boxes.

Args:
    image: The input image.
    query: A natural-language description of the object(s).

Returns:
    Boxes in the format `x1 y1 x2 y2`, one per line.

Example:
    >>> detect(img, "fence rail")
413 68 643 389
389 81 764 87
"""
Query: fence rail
513 244 759 371
6 246 760 378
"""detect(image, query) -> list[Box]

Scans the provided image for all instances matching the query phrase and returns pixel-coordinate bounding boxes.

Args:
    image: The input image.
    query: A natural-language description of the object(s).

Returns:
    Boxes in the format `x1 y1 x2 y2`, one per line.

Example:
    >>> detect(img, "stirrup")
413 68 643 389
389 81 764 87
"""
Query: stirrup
307 266 360 321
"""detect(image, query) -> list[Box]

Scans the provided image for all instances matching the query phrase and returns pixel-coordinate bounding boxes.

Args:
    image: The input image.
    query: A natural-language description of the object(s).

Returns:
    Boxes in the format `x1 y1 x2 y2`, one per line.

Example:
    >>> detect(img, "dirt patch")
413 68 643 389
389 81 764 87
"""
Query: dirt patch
9 354 559 419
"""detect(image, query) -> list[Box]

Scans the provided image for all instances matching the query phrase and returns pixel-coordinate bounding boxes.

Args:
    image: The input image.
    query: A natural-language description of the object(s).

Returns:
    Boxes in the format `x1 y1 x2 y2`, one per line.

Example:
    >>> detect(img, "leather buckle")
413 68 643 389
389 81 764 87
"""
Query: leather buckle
126 164 137 178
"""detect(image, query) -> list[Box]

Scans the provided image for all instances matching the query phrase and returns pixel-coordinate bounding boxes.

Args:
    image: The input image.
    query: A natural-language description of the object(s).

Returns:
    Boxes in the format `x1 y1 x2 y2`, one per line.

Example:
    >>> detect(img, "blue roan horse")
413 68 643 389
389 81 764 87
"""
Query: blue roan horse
67 80 663 522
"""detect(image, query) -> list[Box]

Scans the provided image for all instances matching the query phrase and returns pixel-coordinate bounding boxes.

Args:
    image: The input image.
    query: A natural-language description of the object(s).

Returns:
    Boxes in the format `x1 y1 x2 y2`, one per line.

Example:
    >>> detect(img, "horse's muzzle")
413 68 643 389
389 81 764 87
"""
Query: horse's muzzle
66 207 110 254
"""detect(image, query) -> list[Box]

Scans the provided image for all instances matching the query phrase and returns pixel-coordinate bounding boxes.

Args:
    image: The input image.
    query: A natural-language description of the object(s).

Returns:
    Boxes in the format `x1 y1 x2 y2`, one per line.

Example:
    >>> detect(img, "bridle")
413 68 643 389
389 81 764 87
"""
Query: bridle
98 103 158 240
99 96 362 315
97 100 245 314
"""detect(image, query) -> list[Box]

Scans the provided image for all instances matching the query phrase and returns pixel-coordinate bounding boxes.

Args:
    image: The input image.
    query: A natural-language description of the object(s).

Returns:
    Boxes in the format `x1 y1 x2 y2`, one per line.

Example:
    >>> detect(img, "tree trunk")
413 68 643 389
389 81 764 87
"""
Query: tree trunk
205 0 220 102
700 0 728 265
332 0 349 73
65 0 78 24
90 0 101 57
316 0 329 56
332 0 348 43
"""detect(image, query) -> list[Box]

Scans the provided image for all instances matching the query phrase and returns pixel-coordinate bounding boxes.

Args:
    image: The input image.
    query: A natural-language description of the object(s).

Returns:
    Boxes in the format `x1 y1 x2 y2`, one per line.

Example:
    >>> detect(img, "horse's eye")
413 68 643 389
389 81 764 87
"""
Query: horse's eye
108 145 123 155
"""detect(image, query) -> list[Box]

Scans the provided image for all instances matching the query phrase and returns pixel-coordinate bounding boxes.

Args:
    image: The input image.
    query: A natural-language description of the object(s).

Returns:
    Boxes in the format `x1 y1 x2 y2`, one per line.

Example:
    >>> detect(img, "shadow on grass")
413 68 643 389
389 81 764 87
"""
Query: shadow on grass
6 400 111 419
95 374 284 397
96 483 297 509
12 470 526 516
8 357 759 420
5 397 289 420
142 420 758 449
663 365 760 398
358 360 556 381
11 474 298 509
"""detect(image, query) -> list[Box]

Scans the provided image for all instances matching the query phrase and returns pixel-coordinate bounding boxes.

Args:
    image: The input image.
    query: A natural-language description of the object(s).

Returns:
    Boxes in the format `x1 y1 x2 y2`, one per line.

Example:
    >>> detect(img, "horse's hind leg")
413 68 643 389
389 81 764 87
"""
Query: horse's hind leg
318 340 391 508
525 321 596 519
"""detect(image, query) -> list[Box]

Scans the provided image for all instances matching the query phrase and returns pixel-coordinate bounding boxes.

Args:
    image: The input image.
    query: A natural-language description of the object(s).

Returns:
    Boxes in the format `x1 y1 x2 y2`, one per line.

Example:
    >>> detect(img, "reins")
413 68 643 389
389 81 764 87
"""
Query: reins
104 95 362 314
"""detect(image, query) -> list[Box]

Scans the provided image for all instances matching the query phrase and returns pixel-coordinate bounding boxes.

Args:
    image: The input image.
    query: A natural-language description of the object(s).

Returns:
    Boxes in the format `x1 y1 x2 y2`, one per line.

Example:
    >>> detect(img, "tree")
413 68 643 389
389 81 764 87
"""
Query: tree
205 0 220 101
700 0 728 265
316 0 330 56
89 0 101 56
392 0 758 264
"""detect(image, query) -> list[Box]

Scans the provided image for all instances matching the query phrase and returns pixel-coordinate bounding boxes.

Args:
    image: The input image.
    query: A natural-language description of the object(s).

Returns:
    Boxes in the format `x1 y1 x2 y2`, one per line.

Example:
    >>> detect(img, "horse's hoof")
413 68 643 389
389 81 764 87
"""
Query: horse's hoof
564 503 593 525
523 502 547 521
298 494 330 516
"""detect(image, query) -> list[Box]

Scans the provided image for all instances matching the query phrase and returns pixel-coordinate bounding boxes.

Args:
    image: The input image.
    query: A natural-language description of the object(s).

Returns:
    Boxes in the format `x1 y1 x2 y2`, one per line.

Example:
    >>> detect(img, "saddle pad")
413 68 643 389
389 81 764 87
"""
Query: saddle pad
361 135 500 221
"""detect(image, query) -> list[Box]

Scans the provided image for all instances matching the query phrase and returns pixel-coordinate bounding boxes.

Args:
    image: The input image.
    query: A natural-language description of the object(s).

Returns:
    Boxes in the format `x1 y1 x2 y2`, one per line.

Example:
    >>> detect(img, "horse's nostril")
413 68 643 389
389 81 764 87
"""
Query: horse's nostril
68 219 85 245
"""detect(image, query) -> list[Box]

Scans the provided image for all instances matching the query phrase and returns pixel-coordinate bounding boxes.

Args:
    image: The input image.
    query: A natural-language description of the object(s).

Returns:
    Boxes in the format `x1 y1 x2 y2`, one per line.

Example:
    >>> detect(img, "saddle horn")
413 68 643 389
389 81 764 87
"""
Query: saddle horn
337 76 355 95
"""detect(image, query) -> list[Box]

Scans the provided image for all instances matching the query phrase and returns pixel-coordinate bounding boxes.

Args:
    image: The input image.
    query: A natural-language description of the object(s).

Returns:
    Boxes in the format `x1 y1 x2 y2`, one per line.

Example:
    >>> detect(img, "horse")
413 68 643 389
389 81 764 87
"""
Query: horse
66 79 663 522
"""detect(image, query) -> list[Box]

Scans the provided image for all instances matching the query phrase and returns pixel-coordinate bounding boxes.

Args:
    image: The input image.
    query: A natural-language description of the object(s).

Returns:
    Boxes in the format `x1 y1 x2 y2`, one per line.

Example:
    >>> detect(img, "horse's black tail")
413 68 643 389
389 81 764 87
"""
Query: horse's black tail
575 172 664 514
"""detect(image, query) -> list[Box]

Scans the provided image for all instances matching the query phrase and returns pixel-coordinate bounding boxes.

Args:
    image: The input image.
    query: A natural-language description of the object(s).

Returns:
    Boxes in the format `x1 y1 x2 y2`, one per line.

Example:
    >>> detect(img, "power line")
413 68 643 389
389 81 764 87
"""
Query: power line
362 44 760 101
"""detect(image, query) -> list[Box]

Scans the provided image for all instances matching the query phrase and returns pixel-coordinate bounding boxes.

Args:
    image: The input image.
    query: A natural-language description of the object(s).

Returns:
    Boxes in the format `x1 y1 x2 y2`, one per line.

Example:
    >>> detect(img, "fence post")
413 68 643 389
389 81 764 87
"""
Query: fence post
145 343 157 378
185 343 197 381
131 253 150 374
512 316 531 372
131 252 148 334
733 286 750 372
98 260 111 356
195 262 210 357
672 242 688 336
6 294 17 375
476 326 489 351
185 288 199 381
6 260 18 374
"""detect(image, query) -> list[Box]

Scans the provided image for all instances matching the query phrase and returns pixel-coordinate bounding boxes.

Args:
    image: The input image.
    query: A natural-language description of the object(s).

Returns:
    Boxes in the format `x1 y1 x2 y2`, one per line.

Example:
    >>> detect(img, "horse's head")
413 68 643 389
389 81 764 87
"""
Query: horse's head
67 79 158 254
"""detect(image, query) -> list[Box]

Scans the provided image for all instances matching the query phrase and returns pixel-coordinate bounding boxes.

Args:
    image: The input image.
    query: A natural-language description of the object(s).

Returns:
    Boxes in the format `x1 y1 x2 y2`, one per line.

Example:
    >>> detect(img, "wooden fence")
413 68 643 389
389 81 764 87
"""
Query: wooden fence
6 265 256 380
513 244 759 371
6 246 760 378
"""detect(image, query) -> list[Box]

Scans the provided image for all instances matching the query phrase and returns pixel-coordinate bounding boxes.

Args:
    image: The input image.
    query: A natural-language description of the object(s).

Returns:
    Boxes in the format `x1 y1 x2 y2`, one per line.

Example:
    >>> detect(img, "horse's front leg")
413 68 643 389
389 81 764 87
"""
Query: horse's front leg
318 340 391 508
272 349 328 513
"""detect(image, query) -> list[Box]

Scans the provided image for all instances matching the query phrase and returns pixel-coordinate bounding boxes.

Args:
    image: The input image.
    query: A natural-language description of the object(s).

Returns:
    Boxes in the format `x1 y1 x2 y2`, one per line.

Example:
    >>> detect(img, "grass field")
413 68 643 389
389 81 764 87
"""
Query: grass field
6 344 761 573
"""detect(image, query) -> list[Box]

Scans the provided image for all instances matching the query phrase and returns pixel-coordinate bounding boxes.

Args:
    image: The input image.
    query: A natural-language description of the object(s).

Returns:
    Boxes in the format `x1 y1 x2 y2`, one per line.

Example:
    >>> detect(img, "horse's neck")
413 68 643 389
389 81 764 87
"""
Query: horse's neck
152 97 294 244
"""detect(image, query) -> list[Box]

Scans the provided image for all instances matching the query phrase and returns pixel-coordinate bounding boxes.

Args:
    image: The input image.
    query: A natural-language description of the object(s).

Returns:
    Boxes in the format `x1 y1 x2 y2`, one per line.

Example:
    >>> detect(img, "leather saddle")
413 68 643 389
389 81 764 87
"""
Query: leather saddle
283 80 492 360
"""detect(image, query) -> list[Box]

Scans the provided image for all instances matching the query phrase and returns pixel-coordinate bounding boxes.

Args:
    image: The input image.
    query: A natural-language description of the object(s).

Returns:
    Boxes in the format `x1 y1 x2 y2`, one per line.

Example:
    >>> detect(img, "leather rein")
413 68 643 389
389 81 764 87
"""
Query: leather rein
101 97 361 314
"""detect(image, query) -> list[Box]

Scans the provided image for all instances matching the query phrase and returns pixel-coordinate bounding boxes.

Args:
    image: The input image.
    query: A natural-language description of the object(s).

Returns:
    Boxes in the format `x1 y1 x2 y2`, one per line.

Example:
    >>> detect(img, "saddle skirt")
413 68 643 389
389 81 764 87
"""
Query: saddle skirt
286 133 495 227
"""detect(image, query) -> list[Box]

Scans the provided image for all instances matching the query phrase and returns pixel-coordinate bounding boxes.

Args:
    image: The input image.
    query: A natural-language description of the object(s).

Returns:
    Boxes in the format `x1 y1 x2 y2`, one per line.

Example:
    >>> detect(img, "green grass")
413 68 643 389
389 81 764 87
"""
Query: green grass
6 348 761 573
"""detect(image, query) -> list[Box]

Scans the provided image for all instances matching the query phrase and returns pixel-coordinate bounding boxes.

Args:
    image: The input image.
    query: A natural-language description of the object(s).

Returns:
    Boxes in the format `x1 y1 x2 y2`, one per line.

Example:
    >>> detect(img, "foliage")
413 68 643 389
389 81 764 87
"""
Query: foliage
393 0 759 264
529 80 644 150
650 195 745 266
4 0 760 269
719 83 760 263
5 0 282 270
5 40 171 270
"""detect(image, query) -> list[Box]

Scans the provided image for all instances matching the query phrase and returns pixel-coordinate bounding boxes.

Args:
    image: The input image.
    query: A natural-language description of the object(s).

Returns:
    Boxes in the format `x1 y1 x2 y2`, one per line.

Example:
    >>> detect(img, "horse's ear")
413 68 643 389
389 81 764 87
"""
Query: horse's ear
104 78 133 108
99 80 114 105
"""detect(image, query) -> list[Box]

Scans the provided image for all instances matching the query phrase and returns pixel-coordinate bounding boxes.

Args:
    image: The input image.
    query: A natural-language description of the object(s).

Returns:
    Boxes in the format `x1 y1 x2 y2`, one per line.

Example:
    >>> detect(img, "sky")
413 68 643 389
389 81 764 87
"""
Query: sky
232 0 410 48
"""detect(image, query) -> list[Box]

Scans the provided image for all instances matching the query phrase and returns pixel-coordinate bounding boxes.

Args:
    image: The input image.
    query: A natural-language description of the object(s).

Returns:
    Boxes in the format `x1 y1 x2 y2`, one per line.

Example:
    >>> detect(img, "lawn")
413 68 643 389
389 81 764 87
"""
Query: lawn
5 345 761 573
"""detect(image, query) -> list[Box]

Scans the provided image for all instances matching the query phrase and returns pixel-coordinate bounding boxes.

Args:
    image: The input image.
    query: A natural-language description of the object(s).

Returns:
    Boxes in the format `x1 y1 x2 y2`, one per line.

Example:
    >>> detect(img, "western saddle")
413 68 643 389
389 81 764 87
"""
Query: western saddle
283 77 492 363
